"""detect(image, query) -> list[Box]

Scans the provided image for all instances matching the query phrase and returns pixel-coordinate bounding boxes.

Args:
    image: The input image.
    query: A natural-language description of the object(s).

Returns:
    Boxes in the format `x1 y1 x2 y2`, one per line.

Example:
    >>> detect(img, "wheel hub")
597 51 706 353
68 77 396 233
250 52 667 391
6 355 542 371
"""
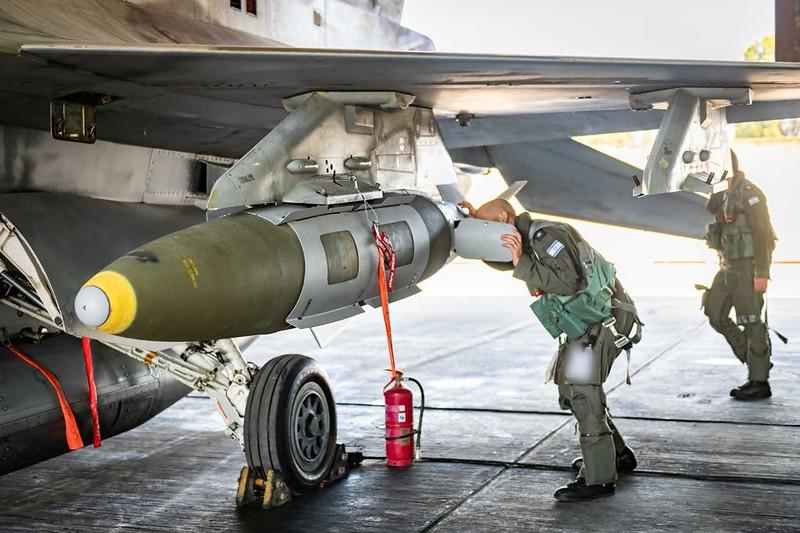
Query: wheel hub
290 383 330 473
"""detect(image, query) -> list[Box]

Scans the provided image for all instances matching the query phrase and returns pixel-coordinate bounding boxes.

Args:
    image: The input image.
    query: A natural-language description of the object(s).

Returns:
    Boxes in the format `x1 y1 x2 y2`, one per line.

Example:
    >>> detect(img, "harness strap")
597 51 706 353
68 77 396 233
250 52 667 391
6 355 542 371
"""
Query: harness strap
580 431 612 438
625 348 632 385
601 317 640 385
611 298 638 317
602 317 631 350
765 294 789 344
611 297 644 343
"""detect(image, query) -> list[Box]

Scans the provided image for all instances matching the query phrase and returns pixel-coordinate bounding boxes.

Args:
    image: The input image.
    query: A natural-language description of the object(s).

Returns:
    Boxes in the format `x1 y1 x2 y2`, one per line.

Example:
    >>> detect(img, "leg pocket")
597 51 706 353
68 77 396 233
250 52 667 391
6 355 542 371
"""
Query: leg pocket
732 275 762 325
704 270 732 322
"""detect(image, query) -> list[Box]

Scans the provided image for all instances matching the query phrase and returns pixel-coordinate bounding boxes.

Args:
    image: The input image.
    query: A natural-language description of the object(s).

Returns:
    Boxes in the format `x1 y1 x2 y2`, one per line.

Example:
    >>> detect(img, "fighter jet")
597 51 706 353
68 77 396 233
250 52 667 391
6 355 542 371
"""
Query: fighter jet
2 0 800 498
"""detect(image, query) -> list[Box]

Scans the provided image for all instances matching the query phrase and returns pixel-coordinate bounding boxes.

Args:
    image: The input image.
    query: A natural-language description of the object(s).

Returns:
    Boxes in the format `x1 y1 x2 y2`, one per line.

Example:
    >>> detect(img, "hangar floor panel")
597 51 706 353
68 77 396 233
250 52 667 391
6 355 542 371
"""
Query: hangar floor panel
0 296 798 532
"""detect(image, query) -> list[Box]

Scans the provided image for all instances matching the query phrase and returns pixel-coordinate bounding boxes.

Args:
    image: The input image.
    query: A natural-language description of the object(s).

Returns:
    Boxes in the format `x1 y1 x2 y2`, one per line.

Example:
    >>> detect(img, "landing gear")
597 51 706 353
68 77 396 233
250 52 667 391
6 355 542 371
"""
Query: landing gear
110 344 356 508
243 354 339 494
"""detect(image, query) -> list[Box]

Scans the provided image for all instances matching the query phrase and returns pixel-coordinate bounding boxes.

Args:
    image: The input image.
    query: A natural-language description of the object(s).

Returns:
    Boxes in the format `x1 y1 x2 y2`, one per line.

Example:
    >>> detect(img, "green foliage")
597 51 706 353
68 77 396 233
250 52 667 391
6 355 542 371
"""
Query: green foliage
736 121 785 139
743 35 775 61
737 35 792 138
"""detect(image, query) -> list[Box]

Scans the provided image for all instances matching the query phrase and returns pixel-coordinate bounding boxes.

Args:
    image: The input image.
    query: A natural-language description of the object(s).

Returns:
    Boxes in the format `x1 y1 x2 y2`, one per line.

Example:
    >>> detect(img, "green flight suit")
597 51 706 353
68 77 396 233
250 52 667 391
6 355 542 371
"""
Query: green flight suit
509 214 640 486
704 174 777 381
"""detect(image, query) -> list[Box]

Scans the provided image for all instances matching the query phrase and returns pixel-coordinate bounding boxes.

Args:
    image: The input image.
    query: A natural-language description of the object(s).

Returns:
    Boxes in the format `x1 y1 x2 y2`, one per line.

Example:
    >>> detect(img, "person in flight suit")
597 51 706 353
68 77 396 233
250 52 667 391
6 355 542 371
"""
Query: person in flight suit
462 199 642 502
703 151 777 400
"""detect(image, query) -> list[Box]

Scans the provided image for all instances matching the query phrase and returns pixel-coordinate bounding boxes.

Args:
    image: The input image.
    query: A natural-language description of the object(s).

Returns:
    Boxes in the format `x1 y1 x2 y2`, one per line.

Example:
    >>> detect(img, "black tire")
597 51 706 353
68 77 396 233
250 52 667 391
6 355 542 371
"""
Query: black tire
244 354 337 494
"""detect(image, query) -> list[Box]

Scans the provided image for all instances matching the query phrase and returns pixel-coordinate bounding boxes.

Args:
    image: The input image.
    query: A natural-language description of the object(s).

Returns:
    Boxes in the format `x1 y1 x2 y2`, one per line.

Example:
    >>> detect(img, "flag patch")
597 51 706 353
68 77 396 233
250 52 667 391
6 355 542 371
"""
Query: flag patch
748 196 760 206
546 240 565 257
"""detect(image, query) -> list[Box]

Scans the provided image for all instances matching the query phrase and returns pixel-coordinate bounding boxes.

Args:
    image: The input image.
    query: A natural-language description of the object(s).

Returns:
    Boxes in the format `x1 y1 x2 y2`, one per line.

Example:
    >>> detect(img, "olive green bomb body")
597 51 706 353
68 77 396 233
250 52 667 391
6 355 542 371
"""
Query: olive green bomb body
74 196 453 343
76 213 305 341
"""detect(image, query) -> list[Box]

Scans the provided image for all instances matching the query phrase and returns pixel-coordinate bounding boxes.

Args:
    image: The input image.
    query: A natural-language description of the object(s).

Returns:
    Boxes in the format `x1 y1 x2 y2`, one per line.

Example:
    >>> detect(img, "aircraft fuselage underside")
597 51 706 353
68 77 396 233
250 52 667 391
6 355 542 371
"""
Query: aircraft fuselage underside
0 86 766 493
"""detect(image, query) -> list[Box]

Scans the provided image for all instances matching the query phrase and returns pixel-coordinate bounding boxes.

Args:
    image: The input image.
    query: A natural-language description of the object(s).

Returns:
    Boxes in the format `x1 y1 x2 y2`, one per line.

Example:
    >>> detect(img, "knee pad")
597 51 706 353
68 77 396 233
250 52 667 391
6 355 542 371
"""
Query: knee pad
745 323 771 357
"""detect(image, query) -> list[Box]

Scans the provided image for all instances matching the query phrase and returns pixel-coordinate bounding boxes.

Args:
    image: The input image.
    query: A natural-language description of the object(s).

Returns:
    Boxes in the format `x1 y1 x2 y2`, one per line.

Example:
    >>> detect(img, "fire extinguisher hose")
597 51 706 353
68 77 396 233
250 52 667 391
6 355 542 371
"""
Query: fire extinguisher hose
406 376 425 457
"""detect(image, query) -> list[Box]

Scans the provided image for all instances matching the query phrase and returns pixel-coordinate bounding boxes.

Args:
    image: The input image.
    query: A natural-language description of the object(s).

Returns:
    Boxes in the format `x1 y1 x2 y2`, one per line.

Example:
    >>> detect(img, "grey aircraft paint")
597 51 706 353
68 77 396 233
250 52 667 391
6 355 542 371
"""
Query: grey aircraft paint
0 334 189 476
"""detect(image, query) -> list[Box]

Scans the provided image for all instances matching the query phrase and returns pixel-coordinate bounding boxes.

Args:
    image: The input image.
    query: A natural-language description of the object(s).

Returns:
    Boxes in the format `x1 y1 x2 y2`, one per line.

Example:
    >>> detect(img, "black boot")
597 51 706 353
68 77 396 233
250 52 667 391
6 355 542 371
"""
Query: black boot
553 477 615 502
571 445 638 473
730 380 771 400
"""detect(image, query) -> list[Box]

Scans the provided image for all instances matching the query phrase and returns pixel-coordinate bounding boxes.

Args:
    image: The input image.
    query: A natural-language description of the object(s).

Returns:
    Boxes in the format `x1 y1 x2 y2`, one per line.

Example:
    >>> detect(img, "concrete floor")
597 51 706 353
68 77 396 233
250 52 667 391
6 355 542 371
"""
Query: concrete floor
0 295 798 532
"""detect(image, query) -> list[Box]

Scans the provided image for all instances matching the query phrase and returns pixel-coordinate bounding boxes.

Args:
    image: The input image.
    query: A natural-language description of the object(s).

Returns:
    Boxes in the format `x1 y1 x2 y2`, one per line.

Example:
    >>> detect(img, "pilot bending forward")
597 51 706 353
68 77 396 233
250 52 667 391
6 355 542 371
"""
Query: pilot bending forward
466 199 643 502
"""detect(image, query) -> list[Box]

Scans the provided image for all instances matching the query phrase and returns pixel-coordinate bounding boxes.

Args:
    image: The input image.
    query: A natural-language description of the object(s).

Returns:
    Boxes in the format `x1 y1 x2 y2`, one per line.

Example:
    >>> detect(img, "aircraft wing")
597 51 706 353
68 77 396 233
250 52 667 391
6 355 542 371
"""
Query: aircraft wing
450 139 707 237
7 45 800 155
5 44 800 235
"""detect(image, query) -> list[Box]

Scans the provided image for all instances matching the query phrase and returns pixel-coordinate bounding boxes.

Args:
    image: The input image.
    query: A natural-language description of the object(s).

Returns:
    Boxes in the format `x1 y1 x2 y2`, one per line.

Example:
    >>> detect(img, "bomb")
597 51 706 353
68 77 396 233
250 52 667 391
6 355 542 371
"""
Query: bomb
74 195 452 342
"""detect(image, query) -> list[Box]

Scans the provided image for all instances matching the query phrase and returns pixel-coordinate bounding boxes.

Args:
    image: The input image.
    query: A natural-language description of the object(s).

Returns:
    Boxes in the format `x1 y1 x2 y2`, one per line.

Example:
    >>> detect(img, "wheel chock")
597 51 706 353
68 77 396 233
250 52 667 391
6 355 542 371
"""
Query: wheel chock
236 444 364 509
236 466 292 510
320 444 363 488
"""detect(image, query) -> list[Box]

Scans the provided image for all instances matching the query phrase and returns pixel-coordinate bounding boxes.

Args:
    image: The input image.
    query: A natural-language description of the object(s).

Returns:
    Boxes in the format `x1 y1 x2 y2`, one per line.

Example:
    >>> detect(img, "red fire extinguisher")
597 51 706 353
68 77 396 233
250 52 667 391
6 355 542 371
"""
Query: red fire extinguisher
372 220 425 467
385 375 424 468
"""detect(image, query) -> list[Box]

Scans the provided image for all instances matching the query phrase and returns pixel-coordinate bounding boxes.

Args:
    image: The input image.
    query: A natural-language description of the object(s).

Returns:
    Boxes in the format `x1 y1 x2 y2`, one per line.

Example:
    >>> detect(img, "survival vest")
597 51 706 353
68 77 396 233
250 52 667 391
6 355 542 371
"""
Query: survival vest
527 221 626 341
705 180 758 260
706 219 755 260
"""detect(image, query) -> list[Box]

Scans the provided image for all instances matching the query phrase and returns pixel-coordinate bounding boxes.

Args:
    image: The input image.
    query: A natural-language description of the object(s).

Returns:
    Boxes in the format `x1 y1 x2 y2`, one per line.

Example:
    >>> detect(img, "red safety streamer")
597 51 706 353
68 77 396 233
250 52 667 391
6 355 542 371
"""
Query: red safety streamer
372 222 396 292
81 337 102 448
4 343 84 450
372 222 401 382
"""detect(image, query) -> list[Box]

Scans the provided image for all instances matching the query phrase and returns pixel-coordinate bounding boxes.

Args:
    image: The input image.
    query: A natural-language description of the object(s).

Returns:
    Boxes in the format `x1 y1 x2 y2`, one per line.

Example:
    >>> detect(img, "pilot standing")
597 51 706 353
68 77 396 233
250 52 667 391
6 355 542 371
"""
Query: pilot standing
463 199 641 502
703 152 777 400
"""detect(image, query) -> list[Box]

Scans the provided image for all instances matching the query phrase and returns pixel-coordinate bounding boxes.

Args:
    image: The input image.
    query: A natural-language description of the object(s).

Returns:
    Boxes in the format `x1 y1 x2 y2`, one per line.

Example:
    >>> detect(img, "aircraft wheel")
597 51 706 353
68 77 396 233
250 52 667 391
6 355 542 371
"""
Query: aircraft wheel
244 354 338 494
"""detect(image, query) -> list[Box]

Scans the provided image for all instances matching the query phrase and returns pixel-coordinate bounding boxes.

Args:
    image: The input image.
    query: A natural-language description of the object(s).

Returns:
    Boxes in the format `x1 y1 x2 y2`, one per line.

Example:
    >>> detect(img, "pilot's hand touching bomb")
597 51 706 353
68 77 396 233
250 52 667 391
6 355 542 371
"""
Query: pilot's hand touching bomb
501 228 523 266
